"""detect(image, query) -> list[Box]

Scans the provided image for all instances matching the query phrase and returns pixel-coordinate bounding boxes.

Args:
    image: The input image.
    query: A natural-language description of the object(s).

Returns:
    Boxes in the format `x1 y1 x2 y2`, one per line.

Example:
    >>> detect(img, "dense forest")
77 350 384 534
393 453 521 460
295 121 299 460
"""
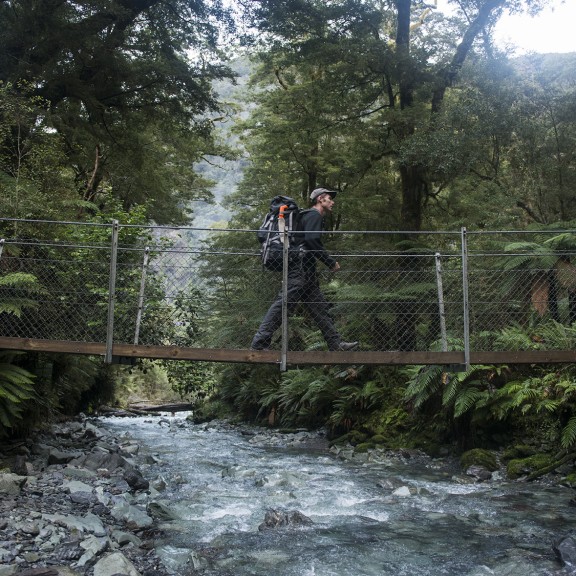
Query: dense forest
2 0 576 474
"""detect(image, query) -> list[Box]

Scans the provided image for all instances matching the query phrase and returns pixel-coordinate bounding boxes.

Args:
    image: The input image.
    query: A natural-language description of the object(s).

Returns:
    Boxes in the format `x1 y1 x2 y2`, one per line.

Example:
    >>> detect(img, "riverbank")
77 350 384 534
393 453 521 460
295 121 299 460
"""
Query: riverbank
0 415 171 576
2 415 576 575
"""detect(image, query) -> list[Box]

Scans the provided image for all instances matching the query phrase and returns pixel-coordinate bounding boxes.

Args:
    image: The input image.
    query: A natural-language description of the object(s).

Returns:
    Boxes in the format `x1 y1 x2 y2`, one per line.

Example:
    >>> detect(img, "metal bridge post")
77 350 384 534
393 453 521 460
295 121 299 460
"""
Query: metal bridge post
280 224 289 372
134 246 150 345
435 252 448 352
105 220 119 364
461 227 471 369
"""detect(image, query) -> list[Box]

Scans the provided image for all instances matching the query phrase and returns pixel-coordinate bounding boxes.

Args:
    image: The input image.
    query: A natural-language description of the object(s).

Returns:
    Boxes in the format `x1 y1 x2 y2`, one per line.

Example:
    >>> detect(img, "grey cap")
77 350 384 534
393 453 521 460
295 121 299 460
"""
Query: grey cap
310 187 337 201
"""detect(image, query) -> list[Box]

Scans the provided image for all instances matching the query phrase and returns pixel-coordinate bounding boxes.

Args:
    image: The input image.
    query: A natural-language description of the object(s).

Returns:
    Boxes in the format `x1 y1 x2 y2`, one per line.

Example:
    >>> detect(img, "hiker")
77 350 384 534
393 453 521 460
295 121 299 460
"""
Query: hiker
251 187 358 351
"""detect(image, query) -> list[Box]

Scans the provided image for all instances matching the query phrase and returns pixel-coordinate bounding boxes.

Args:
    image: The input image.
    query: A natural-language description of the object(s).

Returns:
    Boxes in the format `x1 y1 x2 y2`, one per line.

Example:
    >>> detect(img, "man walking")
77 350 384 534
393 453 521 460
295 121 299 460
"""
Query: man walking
251 187 358 351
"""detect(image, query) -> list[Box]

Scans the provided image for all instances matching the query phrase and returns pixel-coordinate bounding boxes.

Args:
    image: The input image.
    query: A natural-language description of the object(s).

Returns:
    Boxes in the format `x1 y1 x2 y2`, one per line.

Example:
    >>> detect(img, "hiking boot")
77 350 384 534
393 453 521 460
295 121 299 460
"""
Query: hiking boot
336 341 359 351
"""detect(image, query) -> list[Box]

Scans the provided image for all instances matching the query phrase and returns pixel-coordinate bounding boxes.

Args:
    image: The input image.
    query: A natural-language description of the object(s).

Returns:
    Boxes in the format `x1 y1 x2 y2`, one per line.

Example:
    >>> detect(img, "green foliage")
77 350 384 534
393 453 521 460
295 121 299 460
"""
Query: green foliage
0 1 236 224
404 364 445 410
0 271 41 317
215 362 409 434
0 82 79 220
0 352 36 435
404 316 576 449
113 362 184 407
561 417 576 449
405 362 503 423
218 364 283 422
162 360 216 402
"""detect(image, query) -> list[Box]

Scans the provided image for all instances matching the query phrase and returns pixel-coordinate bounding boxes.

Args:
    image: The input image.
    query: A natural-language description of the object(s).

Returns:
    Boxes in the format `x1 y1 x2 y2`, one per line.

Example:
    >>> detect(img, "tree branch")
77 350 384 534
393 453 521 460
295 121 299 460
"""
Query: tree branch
431 0 505 112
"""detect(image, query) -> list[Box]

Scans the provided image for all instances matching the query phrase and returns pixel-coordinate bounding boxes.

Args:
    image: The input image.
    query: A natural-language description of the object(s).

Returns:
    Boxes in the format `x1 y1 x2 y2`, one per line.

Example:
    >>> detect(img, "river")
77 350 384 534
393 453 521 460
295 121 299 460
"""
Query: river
103 414 575 575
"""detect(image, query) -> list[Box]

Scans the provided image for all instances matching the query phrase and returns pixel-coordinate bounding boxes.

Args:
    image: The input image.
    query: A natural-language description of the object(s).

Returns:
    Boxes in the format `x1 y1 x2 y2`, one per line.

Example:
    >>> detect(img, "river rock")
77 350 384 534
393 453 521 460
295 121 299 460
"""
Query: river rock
0 418 170 576
11 454 29 475
42 512 107 536
48 449 80 465
69 451 131 474
110 500 153 529
258 509 313 531
554 532 576 567
123 467 149 491
92 551 140 576
465 464 493 481
0 473 27 495
146 501 179 521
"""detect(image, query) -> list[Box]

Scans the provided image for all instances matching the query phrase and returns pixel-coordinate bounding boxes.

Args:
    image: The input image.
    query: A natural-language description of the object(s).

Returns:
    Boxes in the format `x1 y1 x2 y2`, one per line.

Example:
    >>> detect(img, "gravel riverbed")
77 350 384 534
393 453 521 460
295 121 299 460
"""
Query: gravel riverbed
0 414 172 576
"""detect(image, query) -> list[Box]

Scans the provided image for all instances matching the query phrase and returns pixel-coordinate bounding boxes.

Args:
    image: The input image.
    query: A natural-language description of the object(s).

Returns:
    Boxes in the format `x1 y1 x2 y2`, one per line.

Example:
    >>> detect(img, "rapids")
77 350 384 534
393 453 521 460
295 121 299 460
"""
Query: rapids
103 415 575 575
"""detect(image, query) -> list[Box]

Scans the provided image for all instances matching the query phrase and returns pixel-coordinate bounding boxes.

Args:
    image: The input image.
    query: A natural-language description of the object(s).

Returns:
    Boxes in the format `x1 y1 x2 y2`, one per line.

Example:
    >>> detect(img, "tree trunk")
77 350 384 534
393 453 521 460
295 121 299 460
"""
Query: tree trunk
399 163 427 232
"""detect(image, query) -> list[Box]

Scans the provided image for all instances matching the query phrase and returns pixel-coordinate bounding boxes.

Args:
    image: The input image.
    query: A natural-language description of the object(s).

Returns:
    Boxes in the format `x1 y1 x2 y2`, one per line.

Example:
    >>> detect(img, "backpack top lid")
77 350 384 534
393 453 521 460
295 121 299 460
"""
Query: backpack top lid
269 195 299 214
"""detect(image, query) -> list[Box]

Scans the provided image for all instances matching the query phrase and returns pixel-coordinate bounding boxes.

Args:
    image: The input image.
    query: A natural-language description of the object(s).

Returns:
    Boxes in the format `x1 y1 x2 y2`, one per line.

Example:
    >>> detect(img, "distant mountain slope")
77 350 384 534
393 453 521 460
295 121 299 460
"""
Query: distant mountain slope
512 52 576 84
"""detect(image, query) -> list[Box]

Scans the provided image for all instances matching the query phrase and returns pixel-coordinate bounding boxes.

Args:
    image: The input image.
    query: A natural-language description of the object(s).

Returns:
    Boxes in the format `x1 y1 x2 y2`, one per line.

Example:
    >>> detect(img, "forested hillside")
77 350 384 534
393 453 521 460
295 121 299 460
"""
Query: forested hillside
2 1 576 468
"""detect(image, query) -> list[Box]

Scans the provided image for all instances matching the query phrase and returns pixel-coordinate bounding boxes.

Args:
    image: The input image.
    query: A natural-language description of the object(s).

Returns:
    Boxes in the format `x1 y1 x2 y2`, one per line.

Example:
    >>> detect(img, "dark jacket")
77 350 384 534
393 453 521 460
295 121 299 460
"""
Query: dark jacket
298 208 337 270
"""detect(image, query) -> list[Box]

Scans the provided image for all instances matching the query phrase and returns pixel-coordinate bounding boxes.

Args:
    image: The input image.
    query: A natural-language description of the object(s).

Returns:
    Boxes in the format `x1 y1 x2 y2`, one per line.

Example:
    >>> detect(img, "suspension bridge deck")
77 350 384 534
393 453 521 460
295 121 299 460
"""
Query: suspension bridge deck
1 337 575 367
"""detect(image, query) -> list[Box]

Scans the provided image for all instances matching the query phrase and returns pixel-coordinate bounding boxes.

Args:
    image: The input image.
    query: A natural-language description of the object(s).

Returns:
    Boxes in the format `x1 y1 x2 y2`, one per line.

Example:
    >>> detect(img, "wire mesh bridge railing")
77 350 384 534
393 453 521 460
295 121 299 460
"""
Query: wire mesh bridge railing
2 218 576 370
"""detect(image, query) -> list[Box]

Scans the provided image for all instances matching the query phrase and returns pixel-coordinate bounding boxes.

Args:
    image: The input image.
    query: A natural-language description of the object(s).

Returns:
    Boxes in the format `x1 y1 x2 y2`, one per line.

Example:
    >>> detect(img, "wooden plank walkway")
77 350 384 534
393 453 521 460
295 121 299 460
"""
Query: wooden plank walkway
1 337 576 366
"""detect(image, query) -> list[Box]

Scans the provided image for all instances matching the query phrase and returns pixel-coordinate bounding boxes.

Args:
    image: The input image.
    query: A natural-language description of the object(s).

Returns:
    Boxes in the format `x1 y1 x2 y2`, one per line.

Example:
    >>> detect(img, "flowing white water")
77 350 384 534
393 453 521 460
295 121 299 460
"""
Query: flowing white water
103 415 575 575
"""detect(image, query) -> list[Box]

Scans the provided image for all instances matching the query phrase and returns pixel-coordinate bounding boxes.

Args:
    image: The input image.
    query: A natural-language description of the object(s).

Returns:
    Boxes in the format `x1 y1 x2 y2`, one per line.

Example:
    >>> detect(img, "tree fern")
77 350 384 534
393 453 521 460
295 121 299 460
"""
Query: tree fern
403 364 444 409
494 324 543 351
454 388 488 418
536 320 576 350
561 416 576 448
0 272 41 316
502 242 557 270
0 352 36 434
442 366 491 406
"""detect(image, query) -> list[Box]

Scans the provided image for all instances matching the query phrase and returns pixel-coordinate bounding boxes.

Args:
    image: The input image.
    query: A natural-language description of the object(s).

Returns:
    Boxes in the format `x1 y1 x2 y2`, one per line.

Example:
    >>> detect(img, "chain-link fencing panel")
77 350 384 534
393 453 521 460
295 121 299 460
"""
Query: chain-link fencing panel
466 230 576 351
109 227 263 349
126 227 467 352
0 223 114 342
3 221 576 356
307 244 466 353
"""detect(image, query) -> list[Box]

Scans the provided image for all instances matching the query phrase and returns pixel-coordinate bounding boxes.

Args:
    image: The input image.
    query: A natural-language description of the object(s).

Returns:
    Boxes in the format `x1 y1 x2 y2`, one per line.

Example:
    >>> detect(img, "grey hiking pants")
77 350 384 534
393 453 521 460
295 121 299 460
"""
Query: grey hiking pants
251 265 341 351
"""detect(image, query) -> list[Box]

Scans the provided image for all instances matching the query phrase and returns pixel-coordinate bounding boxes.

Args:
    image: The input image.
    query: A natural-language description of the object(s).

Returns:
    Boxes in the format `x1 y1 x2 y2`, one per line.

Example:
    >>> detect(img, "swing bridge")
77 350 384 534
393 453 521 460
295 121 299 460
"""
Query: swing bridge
1 217 576 371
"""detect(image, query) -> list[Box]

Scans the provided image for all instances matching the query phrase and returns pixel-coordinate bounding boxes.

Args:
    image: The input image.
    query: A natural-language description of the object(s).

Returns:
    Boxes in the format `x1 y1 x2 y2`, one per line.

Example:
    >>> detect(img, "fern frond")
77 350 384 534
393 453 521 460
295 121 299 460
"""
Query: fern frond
544 233 576 252
404 364 444 408
0 404 14 428
536 399 560 413
0 298 39 316
454 388 487 418
495 325 542 351
0 272 39 288
561 416 576 448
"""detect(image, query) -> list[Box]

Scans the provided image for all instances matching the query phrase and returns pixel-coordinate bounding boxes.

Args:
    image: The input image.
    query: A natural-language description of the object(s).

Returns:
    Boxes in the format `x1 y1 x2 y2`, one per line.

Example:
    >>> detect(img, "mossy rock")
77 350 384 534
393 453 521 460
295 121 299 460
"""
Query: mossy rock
370 434 387 445
348 431 369 445
564 472 576 488
329 433 352 446
354 442 374 454
460 449 498 472
501 445 538 462
506 453 554 480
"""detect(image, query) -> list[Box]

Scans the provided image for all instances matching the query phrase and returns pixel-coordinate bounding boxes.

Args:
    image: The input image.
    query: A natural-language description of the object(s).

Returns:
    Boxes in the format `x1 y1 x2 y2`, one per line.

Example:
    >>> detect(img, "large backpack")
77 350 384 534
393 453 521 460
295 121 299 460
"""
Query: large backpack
257 195 303 271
